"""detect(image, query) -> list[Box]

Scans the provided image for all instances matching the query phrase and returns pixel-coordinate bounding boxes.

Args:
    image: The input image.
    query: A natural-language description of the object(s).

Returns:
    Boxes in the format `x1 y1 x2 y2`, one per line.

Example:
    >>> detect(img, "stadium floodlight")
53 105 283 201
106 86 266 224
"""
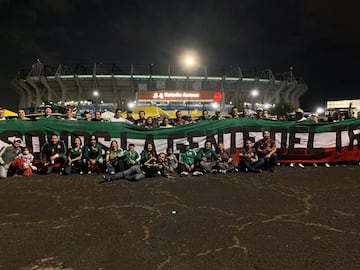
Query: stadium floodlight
127 102 135 109
179 50 200 72
93 90 99 97
316 107 324 115
251 89 259 97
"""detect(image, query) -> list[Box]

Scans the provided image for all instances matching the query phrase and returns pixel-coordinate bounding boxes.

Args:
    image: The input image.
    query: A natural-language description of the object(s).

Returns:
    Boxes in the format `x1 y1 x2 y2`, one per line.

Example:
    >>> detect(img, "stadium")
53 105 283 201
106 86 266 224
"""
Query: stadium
11 61 308 114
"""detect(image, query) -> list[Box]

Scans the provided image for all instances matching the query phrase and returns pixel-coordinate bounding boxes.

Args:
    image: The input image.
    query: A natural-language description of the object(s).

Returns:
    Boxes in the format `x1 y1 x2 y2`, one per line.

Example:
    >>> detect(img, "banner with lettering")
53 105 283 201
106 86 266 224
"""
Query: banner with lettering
1 118 360 163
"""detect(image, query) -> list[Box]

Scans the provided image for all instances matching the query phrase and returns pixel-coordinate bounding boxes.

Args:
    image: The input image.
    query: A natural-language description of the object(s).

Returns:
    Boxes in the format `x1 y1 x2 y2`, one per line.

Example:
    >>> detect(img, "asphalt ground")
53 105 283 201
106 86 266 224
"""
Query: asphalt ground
1 165 360 270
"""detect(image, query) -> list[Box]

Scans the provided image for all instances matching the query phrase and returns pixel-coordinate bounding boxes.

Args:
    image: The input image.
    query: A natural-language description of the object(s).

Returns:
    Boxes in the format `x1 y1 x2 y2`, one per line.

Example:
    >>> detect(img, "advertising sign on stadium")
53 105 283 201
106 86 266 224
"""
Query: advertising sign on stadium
138 90 216 102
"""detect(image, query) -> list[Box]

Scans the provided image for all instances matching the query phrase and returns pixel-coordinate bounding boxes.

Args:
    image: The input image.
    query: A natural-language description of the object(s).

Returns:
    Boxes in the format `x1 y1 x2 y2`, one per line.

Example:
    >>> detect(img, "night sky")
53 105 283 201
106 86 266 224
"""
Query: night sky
1 0 359 111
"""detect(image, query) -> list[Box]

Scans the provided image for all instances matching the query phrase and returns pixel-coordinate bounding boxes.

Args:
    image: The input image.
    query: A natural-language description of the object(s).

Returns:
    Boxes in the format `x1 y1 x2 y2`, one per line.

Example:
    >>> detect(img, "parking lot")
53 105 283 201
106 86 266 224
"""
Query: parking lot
1 165 360 270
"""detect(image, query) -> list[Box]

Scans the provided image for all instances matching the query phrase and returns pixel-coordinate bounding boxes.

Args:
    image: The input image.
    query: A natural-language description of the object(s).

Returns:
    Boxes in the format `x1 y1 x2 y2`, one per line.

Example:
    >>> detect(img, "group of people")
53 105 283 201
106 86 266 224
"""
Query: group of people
0 130 279 180
2 105 273 126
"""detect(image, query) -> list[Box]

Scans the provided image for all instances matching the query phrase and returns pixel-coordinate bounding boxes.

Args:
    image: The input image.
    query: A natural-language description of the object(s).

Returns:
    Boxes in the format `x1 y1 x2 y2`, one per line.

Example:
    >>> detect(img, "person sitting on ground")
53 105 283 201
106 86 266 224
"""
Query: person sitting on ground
239 139 264 173
178 141 197 176
102 152 174 182
196 140 219 174
216 143 237 173
12 147 37 176
64 137 85 175
105 140 124 175
165 147 178 173
40 134 67 174
0 138 23 178
83 135 103 174
140 143 157 165
255 130 277 172
123 143 140 169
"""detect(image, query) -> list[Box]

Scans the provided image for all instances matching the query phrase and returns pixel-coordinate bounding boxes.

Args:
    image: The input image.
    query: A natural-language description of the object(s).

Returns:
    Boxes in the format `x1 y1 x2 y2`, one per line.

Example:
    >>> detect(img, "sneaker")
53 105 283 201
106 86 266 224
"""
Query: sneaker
212 169 218 174
245 168 249 172
110 171 115 175
192 171 203 176
102 175 112 181
325 163 330 168
290 163 294 168
313 163 318 168
298 163 304 169
180 171 189 176
219 169 226 174
234 168 239 172
87 171 92 174
79 171 84 175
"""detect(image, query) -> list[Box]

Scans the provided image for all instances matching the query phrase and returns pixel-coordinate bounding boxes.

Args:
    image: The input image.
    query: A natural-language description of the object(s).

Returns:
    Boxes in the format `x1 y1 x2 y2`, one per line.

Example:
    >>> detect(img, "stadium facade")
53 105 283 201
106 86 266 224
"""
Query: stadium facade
11 62 308 113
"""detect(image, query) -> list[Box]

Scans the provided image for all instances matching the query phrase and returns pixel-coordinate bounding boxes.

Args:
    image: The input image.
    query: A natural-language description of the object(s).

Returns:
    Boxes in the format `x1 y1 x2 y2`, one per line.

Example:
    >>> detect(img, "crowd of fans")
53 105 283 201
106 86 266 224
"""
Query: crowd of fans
0 105 359 180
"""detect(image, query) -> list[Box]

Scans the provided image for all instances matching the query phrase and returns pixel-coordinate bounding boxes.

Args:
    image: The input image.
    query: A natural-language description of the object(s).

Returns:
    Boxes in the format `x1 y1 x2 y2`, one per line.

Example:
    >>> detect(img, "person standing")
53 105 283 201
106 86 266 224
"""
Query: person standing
0 107 6 120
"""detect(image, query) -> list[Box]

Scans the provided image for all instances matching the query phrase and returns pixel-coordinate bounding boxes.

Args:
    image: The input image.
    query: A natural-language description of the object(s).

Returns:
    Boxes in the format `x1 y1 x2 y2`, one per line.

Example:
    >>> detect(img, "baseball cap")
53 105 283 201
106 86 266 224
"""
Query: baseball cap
184 141 190 146
14 137 23 143
84 110 91 114
90 135 97 141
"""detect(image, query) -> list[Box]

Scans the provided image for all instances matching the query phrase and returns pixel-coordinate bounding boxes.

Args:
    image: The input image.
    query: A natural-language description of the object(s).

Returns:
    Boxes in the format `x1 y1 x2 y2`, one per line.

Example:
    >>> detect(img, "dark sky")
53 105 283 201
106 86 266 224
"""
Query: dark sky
1 0 359 111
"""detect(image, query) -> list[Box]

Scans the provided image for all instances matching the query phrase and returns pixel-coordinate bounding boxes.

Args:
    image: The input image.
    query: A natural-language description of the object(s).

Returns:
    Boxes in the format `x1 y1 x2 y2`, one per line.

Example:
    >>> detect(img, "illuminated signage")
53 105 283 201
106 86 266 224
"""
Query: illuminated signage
139 90 216 102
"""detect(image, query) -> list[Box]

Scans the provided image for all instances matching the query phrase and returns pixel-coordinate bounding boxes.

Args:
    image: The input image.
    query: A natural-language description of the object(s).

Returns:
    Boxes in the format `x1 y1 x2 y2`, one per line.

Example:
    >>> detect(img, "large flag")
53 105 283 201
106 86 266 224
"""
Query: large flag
1 118 359 163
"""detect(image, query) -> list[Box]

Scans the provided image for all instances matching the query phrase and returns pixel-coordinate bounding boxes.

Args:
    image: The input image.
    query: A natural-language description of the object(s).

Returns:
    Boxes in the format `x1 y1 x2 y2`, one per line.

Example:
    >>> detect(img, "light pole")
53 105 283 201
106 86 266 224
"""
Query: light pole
93 90 99 110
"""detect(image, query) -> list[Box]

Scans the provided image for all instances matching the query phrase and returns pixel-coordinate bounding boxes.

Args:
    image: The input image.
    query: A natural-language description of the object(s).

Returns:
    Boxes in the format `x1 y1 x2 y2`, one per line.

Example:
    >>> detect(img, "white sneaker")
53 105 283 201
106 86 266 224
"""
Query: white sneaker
298 163 304 168
325 163 330 168
219 169 226 174
87 171 92 174
180 171 189 176
192 171 203 176
313 163 318 168
290 163 294 168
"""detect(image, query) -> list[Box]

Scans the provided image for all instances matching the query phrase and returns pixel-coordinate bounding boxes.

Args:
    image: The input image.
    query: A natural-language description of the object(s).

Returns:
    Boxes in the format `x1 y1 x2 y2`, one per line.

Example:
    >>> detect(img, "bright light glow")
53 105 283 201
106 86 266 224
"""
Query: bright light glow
251 89 259 97
185 57 194 66
211 102 219 109
316 107 324 114
264 103 270 109
179 50 200 71
93 90 99 97
128 102 135 109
